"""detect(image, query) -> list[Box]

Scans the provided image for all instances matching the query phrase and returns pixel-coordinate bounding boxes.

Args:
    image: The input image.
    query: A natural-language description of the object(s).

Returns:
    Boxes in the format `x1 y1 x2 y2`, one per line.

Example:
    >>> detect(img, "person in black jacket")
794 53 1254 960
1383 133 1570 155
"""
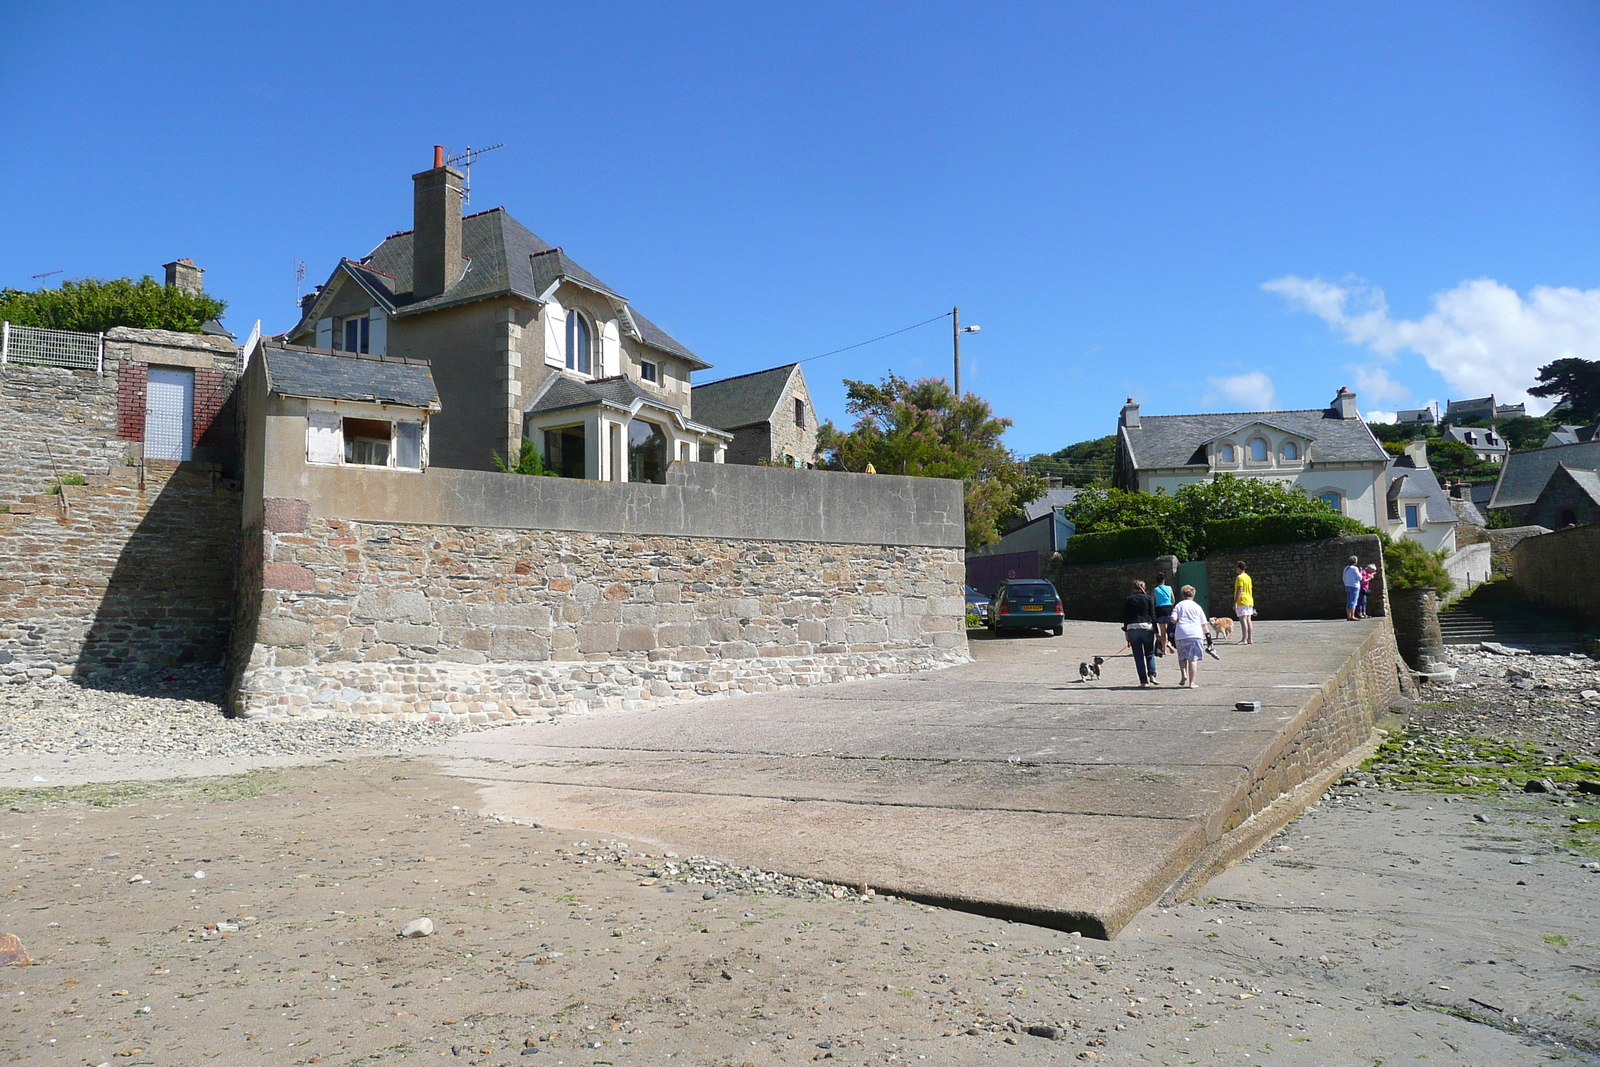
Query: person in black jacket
1122 580 1160 687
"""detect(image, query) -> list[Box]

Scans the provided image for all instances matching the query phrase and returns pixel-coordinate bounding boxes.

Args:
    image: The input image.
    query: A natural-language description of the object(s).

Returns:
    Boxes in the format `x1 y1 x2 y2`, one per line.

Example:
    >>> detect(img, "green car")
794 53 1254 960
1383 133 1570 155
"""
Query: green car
987 579 1065 636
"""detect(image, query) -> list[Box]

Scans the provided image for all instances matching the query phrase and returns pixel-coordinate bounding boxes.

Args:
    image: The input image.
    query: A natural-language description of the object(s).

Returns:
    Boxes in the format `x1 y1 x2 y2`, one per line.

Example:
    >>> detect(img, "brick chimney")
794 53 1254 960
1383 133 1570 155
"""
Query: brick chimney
1119 397 1141 429
1404 439 1429 468
412 145 464 301
163 258 204 294
1331 386 1358 420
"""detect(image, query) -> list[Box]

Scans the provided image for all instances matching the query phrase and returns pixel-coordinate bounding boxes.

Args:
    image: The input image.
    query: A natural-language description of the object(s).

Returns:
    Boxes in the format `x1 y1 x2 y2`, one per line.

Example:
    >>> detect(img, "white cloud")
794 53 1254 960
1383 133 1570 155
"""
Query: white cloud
1349 365 1411 406
1206 370 1276 410
1263 275 1600 415
1364 410 1398 425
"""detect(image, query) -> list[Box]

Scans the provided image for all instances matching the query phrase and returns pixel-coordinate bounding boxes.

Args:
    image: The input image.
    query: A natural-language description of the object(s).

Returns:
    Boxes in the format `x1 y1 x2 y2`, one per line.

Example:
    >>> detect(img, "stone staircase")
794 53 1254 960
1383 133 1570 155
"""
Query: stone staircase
1437 580 1590 647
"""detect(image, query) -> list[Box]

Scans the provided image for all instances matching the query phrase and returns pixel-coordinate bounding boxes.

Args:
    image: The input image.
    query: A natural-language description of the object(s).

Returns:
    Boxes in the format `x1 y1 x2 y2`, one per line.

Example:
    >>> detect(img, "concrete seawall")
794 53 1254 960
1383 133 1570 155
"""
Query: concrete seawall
440 617 1405 938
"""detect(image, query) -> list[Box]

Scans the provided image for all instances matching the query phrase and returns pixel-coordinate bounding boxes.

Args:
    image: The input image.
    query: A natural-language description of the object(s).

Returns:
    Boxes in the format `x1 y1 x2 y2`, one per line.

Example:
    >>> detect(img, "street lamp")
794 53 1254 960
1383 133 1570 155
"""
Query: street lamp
952 307 981 397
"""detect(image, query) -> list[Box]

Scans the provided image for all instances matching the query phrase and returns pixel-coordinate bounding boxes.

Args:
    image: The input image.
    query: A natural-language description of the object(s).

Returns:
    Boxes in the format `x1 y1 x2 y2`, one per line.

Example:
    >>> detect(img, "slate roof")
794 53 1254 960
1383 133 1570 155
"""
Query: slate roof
1121 408 1387 470
1022 487 1080 521
1449 496 1488 527
1554 465 1600 508
526 374 662 416
301 207 707 367
262 343 439 409
691 364 799 430
1442 425 1506 450
1387 458 1456 523
1546 424 1599 447
1489 439 1600 509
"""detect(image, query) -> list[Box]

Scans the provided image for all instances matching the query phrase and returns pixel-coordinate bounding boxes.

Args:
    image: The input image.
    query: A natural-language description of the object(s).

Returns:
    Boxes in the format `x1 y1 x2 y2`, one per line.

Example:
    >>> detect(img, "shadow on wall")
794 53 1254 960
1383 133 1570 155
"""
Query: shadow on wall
74 462 241 695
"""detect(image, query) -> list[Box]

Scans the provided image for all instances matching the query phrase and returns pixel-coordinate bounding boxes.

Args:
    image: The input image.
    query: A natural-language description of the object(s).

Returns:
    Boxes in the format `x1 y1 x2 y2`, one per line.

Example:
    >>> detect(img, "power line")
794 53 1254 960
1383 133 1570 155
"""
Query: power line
797 311 953 366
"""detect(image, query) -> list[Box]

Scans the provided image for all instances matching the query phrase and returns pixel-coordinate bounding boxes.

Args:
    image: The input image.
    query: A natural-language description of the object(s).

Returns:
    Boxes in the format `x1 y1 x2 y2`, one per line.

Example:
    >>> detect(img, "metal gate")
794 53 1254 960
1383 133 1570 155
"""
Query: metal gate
1175 560 1209 616
145 367 194 461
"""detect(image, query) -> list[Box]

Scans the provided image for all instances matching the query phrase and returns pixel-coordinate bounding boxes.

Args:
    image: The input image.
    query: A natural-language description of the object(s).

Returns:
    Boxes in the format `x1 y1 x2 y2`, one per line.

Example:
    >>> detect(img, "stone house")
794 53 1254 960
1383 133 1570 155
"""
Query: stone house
1443 395 1525 423
1394 403 1437 426
1113 388 1392 528
1441 424 1507 463
285 147 730 481
1489 439 1600 528
690 363 819 467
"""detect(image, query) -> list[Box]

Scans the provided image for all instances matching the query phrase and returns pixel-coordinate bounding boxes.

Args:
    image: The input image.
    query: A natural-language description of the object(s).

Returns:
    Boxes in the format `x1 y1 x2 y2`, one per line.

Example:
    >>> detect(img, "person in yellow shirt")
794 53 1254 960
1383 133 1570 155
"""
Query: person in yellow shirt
1234 561 1255 645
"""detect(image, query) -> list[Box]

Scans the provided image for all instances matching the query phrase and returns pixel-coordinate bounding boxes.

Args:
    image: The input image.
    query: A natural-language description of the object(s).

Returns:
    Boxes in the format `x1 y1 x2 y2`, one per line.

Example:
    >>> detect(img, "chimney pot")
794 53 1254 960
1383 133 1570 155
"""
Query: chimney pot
433 144 445 168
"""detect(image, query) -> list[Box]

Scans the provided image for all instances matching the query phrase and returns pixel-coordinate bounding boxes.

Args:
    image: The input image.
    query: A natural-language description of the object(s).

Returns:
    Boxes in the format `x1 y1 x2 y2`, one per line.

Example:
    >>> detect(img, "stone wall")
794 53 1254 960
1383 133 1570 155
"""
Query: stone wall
1225 619 1402 829
1482 525 1548 576
1205 535 1386 620
1511 523 1600 627
0 363 126 502
234 513 966 719
1043 554 1181 622
0 463 241 681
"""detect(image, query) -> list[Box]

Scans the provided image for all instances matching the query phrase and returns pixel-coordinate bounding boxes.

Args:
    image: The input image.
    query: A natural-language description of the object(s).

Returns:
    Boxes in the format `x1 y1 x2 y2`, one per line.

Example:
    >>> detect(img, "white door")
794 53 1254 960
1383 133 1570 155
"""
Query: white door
145 367 194 461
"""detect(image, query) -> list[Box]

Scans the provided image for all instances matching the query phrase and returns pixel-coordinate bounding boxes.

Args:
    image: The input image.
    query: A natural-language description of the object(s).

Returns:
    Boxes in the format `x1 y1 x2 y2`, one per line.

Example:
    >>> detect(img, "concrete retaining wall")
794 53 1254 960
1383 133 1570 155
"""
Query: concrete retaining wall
0 463 241 680
1043 554 1181 622
1205 535 1386 619
1511 523 1600 627
1441 542 1491 605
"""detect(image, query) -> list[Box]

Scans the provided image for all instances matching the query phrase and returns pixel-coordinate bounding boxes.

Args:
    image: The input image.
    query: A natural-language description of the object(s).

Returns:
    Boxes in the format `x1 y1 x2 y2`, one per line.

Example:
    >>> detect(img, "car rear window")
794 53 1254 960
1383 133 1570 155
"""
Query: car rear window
1004 583 1055 597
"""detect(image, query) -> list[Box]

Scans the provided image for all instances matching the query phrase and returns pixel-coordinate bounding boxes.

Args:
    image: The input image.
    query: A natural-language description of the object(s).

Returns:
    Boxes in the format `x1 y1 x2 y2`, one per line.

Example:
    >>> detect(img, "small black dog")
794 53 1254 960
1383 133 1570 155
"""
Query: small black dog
1078 656 1105 682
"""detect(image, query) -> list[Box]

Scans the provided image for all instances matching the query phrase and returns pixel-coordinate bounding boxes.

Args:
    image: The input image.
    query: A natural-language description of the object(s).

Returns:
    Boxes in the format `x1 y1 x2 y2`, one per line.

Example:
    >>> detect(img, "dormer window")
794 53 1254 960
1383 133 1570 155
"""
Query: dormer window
1219 443 1236 464
342 314 370 354
566 311 592 375
1249 438 1269 463
1282 441 1299 461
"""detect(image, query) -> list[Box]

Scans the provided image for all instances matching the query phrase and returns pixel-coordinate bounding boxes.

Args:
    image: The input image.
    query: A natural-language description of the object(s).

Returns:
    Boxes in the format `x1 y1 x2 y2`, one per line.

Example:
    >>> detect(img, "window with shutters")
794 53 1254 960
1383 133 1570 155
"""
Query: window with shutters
566 311 592 375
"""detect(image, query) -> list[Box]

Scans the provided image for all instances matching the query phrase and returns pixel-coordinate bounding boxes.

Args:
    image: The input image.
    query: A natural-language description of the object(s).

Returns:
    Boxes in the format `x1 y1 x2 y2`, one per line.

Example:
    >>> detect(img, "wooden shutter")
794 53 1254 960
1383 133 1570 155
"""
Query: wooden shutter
315 317 333 349
306 411 341 464
367 309 387 356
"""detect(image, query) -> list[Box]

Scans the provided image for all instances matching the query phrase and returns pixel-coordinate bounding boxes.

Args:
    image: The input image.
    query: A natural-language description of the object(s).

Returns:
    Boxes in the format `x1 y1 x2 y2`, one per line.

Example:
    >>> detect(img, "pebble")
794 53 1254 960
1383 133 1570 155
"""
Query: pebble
0 665 486 764
1510 855 1537 865
399 917 435 938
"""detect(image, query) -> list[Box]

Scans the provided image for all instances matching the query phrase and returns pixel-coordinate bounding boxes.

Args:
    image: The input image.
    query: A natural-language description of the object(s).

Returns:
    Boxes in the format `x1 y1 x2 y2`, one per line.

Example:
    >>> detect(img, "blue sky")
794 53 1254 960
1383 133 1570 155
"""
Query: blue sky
4 2 1599 456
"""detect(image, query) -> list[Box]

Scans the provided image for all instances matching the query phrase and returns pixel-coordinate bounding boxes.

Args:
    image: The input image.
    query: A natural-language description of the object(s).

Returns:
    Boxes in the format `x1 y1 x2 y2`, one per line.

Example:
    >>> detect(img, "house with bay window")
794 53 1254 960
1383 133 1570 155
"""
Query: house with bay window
284 147 730 481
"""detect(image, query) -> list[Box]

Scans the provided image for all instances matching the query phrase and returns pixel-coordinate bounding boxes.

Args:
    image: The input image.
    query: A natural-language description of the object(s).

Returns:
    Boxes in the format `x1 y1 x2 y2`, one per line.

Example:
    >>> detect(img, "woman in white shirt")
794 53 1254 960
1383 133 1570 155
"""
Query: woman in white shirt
1169 585 1213 689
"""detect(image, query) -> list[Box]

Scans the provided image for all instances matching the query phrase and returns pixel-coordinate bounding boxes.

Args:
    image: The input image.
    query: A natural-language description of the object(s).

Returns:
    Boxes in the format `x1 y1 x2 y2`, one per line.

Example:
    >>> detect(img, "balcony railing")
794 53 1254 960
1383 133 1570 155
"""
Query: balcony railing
0 322 105 373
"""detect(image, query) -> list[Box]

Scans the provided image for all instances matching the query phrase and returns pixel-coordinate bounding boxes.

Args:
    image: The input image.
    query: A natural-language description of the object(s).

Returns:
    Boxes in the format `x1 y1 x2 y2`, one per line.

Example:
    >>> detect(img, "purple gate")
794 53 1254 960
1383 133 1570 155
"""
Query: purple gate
965 551 1040 597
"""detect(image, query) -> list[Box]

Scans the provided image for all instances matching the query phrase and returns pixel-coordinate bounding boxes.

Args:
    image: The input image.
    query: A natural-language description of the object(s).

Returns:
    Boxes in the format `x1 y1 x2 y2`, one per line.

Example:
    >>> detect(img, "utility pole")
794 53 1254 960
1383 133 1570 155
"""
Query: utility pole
952 306 961 398
952 306 980 398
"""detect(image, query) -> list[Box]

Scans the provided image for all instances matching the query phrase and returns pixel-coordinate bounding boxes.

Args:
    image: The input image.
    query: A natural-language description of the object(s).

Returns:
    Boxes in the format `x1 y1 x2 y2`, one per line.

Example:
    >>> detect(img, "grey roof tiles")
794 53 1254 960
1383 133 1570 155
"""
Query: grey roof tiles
1492 439 1600 509
1122 408 1387 470
691 364 798 430
263 344 439 409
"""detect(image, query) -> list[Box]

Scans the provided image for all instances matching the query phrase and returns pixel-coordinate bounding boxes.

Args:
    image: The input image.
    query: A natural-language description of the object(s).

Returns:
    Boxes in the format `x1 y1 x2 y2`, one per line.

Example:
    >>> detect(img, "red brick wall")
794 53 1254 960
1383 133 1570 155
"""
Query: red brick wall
194 367 228 446
115 360 147 441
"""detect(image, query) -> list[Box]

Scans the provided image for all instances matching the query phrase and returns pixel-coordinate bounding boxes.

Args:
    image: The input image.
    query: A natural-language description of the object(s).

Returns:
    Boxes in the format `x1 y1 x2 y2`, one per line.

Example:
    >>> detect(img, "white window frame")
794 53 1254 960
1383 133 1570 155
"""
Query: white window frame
340 314 371 354
640 359 659 383
1217 442 1236 465
304 400 428 472
566 310 593 376
1316 489 1343 513
1247 437 1270 464
1404 503 1420 529
1281 441 1299 461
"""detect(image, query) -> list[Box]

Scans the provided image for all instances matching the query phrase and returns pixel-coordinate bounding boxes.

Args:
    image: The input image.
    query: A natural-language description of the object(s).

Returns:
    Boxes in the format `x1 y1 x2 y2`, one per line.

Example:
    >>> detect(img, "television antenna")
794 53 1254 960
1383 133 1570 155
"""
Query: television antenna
30 269 62 280
444 143 504 205
294 260 306 306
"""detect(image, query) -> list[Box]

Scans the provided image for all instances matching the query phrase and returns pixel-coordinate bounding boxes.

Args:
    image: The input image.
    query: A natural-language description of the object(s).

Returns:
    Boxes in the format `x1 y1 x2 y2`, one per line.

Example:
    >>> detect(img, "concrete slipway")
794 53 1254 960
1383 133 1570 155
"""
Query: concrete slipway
438 619 1402 938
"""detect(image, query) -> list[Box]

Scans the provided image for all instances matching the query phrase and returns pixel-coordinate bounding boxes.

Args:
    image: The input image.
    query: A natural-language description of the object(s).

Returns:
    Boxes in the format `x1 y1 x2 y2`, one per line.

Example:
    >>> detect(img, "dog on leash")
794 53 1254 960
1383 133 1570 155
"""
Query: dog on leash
1210 616 1235 639
1078 656 1105 682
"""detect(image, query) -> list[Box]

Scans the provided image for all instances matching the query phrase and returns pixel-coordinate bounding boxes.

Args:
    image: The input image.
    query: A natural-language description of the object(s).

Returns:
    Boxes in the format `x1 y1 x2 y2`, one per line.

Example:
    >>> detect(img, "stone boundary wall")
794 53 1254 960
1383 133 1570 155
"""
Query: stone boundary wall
233 513 966 719
0 463 240 680
1485 525 1549 576
1441 542 1492 605
1206 535 1386 620
1043 554 1180 622
1511 523 1600 627
0 363 126 502
1224 619 1402 831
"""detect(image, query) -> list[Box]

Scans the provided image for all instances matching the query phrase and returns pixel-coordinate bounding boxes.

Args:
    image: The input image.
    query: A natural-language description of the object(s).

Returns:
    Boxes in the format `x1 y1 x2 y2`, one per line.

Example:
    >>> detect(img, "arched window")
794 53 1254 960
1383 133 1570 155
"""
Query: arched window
1282 441 1299 461
1249 438 1269 462
566 312 592 375
1219 443 1236 464
1318 491 1342 513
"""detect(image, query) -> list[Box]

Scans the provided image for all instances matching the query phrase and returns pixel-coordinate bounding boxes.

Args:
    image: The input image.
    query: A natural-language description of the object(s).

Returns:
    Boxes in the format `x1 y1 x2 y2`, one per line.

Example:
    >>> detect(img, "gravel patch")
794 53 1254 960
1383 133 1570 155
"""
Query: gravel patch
0 665 498 766
1411 644 1600 756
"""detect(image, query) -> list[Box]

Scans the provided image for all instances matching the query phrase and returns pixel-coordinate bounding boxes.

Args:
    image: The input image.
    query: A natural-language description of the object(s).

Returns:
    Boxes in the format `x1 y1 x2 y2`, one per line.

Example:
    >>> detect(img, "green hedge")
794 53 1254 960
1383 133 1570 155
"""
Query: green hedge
1061 525 1179 565
1204 513 1371 554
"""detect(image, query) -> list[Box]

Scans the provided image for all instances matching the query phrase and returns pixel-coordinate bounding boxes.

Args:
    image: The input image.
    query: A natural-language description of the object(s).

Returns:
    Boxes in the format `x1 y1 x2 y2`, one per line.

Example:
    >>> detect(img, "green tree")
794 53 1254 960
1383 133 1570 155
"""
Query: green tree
816 373 1044 548
1065 474 1344 560
1529 357 1600 423
1382 537 1454 596
0 276 226 334
1366 420 1435 444
1493 414 1555 451
1027 434 1118 487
